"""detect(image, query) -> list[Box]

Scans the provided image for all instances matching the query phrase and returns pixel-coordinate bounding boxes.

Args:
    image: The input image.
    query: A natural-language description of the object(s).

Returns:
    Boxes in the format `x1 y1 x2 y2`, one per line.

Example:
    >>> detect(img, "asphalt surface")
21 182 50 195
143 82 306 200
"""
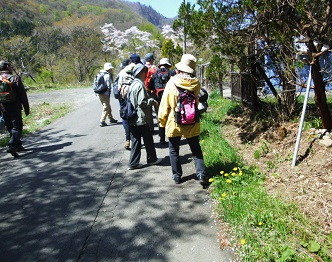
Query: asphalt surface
0 88 234 262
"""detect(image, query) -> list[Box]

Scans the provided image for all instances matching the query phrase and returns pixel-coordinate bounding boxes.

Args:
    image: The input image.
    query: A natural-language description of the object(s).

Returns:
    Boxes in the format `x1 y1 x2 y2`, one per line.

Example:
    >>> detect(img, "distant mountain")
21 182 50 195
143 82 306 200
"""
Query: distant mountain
123 1 175 28
0 0 174 37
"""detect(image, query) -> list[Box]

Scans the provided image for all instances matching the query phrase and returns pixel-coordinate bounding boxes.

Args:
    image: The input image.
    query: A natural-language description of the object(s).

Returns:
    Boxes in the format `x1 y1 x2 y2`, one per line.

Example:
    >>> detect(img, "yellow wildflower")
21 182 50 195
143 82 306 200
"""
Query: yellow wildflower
201 140 204 143
224 173 229 177
222 192 226 197
233 167 238 171
239 171 243 176
258 222 263 226
208 178 214 183
220 170 224 175
241 239 246 245
231 172 236 176
226 179 232 183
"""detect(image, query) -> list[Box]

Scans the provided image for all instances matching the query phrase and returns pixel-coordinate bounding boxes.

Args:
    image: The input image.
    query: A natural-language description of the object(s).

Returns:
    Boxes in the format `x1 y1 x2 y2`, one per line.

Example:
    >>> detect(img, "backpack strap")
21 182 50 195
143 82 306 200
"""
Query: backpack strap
172 80 185 95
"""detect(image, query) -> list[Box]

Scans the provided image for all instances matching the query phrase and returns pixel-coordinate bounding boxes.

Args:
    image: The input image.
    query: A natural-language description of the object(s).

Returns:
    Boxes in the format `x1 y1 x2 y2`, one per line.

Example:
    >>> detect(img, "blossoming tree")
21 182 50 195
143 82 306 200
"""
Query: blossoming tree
101 23 159 59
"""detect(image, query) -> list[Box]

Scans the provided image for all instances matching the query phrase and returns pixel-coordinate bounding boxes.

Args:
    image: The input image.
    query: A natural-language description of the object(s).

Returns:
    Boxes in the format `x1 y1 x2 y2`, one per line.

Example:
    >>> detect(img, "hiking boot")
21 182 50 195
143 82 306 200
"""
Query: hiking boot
16 145 25 152
128 164 143 170
7 146 19 158
99 122 107 127
172 175 181 184
197 175 206 184
109 119 118 124
147 158 162 166
124 140 130 150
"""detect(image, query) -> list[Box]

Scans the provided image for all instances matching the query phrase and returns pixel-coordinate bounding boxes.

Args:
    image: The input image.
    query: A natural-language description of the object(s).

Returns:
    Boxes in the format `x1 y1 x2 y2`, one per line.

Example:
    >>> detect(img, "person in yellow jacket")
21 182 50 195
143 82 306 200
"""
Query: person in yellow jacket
158 54 207 184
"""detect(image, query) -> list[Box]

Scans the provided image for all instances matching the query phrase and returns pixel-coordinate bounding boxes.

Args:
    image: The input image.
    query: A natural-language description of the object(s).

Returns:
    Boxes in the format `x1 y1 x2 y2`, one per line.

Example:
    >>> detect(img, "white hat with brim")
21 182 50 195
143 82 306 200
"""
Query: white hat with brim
104 62 114 71
158 58 172 67
175 54 196 74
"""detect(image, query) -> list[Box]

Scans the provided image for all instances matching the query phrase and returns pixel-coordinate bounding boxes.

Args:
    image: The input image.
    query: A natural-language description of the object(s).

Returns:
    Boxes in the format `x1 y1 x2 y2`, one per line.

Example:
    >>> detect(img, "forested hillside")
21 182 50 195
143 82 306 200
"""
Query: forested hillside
124 1 175 26
0 0 176 87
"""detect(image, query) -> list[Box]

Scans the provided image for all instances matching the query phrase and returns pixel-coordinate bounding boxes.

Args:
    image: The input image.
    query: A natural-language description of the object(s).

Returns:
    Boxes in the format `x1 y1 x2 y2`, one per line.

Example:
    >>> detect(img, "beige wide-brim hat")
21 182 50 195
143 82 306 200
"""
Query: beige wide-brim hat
175 54 196 74
104 62 114 71
158 58 172 67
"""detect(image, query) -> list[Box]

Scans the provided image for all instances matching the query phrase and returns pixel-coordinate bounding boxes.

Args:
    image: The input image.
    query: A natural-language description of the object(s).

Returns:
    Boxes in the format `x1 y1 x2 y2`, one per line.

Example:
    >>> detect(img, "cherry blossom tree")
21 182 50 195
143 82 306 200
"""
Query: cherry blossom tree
101 23 160 59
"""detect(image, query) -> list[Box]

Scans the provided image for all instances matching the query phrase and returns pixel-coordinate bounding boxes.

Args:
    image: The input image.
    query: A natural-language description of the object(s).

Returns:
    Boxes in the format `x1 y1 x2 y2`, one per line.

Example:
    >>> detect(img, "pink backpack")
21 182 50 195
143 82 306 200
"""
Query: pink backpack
174 85 200 125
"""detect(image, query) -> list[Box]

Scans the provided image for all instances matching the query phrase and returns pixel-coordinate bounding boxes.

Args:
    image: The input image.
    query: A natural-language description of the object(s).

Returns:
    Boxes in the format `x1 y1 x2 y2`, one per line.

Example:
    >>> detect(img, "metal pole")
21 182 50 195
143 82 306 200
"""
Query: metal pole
292 66 312 167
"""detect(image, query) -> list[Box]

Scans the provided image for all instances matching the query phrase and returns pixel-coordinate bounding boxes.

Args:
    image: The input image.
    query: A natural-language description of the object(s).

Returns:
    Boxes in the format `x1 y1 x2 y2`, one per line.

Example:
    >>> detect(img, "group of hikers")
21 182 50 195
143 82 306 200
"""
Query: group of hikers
0 52 208 185
95 53 208 184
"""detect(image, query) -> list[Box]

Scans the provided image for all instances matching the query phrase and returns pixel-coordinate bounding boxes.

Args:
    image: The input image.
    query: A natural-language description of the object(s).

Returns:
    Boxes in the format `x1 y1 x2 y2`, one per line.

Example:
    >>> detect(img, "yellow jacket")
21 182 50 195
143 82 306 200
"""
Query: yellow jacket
158 74 201 138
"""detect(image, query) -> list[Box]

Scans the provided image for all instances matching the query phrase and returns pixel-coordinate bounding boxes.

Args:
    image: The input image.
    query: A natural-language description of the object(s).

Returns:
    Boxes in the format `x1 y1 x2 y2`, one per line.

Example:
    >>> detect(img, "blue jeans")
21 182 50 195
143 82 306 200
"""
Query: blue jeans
119 100 130 141
3 110 23 149
168 136 206 178
122 119 130 141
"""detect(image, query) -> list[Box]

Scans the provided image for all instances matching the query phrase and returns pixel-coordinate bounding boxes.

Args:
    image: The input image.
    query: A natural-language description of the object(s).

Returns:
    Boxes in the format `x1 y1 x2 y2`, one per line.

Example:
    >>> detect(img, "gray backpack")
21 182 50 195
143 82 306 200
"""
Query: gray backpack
93 73 108 94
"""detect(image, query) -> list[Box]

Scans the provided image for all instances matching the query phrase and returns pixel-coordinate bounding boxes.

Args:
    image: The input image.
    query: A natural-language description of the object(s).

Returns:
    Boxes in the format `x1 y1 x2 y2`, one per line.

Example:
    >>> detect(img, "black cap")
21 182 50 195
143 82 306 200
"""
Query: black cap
130 54 141 64
121 59 130 69
0 61 10 70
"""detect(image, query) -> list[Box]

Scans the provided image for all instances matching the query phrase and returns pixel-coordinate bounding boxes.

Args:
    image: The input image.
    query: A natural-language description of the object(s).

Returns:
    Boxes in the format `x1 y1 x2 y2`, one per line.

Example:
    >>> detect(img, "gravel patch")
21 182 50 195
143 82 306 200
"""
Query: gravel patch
27 88 96 110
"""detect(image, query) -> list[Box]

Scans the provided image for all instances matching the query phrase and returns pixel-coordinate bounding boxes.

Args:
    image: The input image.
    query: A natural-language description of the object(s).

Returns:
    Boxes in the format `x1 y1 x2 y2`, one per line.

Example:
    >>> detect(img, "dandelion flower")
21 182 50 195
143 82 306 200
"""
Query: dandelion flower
224 173 229 177
226 179 232 183
241 239 246 245
222 192 226 197
208 178 214 183
220 170 224 175
231 172 236 176
233 167 238 171
258 222 263 226
201 140 205 143
239 171 243 176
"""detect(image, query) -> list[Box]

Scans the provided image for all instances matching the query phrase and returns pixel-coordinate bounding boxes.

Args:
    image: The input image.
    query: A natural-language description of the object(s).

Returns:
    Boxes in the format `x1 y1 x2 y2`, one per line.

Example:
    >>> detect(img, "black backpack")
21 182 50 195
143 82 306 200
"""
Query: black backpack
154 68 170 90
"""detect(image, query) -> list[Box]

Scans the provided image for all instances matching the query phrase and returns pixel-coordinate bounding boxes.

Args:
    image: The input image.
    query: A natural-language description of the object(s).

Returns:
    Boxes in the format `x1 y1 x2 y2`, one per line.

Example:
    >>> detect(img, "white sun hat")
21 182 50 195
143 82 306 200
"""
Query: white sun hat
104 62 114 71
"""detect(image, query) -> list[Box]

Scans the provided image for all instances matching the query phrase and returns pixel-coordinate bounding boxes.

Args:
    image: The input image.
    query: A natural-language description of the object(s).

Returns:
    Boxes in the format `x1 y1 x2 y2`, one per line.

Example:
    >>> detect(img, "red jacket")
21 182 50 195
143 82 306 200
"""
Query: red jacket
144 65 157 92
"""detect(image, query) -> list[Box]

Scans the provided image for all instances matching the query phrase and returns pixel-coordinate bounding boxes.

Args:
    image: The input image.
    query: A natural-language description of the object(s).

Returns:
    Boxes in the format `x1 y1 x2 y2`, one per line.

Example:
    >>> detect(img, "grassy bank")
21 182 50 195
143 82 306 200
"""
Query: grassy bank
0 102 70 147
200 91 331 261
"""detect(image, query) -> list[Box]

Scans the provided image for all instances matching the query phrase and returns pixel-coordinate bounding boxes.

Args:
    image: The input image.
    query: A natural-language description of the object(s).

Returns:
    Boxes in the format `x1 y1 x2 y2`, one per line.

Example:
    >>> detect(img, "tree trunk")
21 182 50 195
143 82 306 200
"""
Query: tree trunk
308 40 332 131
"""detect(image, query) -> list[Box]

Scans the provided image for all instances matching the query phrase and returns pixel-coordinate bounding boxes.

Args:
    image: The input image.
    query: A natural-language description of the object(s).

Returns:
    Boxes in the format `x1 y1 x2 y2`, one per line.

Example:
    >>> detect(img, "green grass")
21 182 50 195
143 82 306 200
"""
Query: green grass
0 102 71 147
200 90 332 261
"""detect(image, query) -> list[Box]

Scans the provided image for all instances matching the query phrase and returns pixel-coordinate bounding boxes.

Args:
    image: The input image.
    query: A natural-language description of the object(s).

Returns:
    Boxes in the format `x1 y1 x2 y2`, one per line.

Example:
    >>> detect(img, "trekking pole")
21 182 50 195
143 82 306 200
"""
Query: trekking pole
292 65 312 167
15 68 37 83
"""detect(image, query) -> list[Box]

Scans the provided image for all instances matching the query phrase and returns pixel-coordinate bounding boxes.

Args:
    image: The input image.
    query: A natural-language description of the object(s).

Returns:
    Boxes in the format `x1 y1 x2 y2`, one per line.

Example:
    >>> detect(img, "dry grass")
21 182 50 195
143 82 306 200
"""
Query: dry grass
221 112 332 237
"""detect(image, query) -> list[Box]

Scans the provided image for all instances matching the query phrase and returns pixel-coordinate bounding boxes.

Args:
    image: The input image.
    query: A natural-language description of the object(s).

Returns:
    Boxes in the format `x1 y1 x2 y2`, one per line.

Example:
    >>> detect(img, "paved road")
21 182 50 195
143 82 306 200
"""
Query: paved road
0 88 234 262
